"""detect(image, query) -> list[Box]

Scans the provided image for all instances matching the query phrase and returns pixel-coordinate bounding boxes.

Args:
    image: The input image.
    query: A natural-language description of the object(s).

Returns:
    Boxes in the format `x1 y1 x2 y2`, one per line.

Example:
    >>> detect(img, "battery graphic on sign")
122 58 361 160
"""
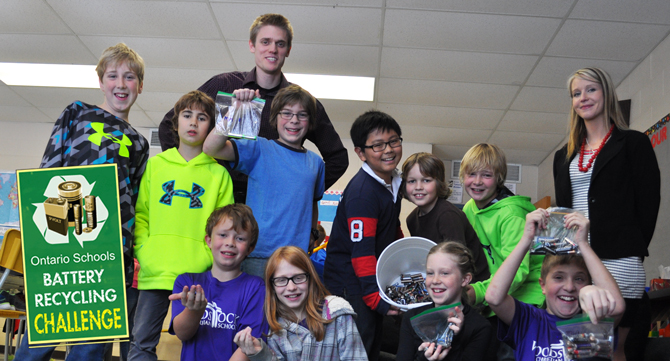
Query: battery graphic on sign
43 181 98 236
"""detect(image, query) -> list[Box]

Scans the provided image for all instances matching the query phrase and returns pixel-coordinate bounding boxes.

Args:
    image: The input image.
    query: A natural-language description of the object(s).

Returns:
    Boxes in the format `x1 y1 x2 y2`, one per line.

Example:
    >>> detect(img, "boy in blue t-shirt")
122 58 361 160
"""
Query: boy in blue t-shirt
486 209 625 361
203 84 325 277
169 204 268 361
323 110 404 361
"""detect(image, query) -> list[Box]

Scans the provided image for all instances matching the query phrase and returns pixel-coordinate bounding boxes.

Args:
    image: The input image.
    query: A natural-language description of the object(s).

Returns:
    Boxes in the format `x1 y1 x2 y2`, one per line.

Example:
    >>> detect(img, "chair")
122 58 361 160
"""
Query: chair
0 229 26 361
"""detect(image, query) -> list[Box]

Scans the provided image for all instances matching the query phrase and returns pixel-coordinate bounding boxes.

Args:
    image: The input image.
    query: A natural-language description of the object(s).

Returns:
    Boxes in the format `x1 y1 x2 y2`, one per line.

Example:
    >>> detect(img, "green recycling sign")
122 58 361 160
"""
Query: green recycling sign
17 164 128 345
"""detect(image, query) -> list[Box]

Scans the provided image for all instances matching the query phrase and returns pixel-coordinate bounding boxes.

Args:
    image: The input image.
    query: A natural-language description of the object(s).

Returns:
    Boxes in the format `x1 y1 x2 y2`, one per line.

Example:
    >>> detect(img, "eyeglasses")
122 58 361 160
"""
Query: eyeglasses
362 137 403 152
271 273 309 287
278 111 309 121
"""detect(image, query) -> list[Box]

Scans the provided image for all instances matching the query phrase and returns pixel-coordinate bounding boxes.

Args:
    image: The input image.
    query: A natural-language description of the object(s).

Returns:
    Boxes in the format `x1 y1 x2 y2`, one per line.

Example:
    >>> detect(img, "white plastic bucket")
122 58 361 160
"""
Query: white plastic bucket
376 236 437 311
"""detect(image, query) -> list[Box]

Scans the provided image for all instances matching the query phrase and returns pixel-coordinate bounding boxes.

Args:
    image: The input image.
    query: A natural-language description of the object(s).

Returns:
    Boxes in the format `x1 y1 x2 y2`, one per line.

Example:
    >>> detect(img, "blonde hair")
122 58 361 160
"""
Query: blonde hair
459 143 507 189
565 67 628 160
264 247 332 341
95 43 145 83
401 152 452 199
249 14 293 48
427 241 476 304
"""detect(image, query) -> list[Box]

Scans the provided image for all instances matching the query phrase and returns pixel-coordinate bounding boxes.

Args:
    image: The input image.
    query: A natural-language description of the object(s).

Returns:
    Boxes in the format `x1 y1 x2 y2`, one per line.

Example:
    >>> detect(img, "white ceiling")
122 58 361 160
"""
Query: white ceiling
2 0 670 166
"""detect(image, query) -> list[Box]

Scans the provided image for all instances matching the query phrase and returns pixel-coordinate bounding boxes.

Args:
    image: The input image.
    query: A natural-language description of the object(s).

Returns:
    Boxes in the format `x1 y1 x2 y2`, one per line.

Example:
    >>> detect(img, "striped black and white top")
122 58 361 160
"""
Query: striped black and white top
569 152 645 299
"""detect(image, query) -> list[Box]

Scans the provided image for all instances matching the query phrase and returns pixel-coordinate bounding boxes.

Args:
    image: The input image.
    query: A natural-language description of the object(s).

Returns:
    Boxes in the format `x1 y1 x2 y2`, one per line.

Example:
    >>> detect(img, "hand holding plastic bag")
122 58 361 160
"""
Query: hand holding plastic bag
214 91 265 140
530 207 584 255
557 315 614 359
411 303 463 360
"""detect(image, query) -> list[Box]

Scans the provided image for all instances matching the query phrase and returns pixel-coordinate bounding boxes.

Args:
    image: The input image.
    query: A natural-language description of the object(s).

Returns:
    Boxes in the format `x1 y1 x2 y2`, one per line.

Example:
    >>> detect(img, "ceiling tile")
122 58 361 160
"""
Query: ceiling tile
79 36 234 69
228 41 381 77
49 0 220 38
145 111 170 127
142 67 234 93
134 92 184 113
383 10 561 54
0 34 97 63
497 110 568 134
526 56 636 88
498 148 552 165
213 3 382 45
381 48 537 84
510 87 568 113
570 0 670 24
387 0 573 17
283 44 379 77
210 0 383 5
547 20 670 61
378 78 519 109
0 106 52 123
489 130 566 152
0 0 70 34
401 126 491 146
377 103 503 129
10 87 101 108
318 99 374 125
0 85 32 107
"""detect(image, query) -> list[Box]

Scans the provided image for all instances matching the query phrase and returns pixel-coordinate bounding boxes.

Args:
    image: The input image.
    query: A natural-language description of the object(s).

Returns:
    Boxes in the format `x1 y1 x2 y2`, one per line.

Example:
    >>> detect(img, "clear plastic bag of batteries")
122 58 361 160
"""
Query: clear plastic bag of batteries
214 91 265 140
410 303 460 349
557 315 614 360
530 207 583 255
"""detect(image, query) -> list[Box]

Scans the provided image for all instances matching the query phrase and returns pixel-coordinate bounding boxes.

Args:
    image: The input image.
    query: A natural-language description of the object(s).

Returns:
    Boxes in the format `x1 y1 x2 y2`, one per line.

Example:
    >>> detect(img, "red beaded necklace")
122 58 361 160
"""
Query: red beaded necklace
578 125 614 172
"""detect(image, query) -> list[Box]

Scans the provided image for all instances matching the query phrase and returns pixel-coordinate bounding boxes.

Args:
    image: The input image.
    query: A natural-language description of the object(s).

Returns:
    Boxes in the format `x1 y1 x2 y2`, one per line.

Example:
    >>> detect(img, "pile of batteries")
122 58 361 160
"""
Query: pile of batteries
384 273 431 305
563 332 614 359
530 207 581 255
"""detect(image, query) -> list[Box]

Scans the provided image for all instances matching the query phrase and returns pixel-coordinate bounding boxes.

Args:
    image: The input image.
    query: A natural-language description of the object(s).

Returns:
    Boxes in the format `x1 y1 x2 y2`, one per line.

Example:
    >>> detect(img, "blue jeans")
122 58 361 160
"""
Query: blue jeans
15 341 106 361
127 289 171 361
119 286 140 361
241 257 268 278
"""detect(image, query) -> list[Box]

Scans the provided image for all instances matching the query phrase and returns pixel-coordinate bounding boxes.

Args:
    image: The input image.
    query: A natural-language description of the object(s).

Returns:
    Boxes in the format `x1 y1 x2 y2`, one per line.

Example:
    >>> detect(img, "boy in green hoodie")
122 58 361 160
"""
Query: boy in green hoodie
459 143 544 361
129 90 234 360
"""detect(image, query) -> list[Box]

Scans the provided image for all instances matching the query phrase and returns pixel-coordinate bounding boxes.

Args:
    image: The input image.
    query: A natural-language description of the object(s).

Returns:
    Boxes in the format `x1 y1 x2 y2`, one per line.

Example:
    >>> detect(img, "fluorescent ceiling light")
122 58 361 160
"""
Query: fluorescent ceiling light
0 63 99 88
285 73 374 101
0 62 375 101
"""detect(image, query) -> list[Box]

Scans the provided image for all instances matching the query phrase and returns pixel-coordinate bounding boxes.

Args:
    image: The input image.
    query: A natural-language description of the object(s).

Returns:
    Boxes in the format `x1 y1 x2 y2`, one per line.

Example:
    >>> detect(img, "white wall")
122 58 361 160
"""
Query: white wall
536 33 670 281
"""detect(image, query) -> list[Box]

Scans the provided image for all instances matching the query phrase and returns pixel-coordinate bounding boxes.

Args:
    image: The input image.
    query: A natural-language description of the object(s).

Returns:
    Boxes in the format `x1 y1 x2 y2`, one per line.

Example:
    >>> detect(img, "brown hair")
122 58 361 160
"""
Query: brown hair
205 204 259 250
565 67 628 160
264 246 332 341
459 143 507 190
170 90 216 136
427 241 476 304
249 14 294 48
95 43 145 83
269 85 318 132
401 152 452 199
540 254 591 283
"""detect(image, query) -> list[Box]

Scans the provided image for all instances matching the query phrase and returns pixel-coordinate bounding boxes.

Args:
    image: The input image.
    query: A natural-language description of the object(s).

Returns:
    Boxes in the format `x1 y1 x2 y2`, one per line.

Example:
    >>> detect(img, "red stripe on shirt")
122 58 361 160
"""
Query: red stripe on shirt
363 292 381 310
352 255 377 277
347 217 378 238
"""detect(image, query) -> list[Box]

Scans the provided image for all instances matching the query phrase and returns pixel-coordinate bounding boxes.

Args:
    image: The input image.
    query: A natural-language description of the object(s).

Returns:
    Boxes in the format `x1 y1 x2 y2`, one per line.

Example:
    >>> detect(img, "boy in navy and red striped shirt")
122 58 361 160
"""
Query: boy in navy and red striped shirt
323 110 404 361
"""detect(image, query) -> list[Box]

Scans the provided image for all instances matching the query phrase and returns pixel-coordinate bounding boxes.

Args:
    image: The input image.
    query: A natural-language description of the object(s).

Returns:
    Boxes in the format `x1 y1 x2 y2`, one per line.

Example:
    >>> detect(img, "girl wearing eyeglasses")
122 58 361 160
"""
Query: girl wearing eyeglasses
234 246 367 360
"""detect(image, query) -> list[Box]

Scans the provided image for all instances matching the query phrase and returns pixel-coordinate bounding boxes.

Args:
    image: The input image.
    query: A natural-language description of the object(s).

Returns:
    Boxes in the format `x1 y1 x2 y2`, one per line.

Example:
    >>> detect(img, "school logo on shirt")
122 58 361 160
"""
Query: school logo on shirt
159 181 205 208
88 122 132 158
201 301 239 330
530 340 566 361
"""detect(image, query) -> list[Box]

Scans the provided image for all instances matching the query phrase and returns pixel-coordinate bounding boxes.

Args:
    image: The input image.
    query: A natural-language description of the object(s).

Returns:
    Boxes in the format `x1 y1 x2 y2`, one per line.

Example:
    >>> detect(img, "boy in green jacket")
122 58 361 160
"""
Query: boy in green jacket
459 143 544 361
129 91 234 360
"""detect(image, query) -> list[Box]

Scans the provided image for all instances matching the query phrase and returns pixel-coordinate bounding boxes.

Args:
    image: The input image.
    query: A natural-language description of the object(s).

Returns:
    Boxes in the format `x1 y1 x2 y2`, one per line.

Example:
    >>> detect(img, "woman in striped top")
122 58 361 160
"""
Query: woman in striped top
553 67 660 361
